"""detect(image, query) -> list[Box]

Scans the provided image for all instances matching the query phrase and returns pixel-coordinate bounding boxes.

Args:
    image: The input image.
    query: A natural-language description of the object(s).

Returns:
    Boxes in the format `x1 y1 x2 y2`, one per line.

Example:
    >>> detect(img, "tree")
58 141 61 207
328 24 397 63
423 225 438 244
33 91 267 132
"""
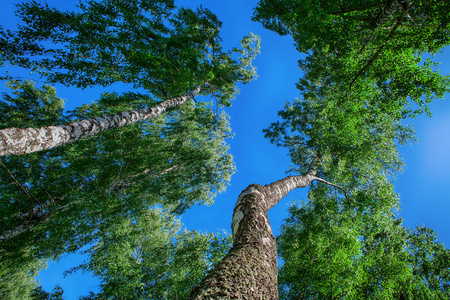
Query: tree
0 80 235 281
189 167 318 298
70 208 232 299
277 198 450 299
0 0 259 156
1 0 450 299
0 1 260 297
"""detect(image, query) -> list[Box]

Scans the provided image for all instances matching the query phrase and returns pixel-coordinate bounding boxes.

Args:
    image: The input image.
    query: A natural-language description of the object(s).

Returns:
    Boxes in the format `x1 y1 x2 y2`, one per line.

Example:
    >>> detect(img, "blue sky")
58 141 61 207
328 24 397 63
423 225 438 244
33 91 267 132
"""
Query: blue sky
1 0 450 298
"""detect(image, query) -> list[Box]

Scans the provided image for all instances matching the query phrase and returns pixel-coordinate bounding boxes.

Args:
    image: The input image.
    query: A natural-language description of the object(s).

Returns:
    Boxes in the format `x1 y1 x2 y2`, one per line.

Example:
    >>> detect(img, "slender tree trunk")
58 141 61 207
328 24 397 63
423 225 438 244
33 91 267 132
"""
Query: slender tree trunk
0 85 203 156
0 165 179 243
189 171 317 299
0 201 75 243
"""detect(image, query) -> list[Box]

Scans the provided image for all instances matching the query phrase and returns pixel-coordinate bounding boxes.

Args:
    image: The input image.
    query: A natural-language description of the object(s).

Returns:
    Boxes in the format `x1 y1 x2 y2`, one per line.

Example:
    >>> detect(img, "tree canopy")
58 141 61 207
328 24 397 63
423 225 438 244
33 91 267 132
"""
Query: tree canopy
0 0 259 297
1 0 449 299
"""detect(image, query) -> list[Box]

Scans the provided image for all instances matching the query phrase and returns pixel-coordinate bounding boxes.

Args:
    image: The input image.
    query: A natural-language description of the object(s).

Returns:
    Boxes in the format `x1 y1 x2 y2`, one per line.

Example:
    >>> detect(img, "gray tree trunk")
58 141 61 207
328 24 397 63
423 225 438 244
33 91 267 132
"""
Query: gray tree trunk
0 201 75 243
189 171 317 299
0 165 179 244
0 85 202 156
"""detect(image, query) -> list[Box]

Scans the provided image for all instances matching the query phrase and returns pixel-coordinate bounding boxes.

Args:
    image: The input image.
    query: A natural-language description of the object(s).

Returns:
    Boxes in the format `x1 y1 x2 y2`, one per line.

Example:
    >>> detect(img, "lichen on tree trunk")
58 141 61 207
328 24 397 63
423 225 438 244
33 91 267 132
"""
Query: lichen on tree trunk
189 184 278 299
189 172 317 299
0 85 202 156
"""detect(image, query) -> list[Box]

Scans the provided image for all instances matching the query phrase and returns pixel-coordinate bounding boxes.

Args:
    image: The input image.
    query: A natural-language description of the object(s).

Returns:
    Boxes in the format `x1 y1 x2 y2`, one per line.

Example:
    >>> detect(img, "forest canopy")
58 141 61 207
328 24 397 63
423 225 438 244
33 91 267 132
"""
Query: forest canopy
1 0 450 299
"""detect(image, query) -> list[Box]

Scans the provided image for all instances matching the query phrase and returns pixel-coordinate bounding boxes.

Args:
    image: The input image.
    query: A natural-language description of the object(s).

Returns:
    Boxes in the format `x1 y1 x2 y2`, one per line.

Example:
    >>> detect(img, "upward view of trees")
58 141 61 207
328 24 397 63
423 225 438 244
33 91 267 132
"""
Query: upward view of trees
1 0 449 299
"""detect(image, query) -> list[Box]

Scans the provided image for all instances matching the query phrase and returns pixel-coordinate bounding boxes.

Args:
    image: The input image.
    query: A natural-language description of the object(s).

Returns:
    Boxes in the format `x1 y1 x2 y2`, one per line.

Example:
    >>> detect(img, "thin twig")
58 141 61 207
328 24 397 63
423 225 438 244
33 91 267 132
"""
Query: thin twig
0 160 42 208
312 176 349 198
42 188 57 205
312 175 358 207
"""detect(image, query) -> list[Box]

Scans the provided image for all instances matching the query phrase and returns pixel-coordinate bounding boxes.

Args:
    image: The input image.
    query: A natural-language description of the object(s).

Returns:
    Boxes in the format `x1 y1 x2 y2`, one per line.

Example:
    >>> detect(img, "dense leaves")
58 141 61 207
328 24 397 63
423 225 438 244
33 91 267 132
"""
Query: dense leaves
0 79 235 297
254 0 450 53
254 0 450 118
278 197 450 299
257 0 449 218
263 86 415 213
1 0 259 104
257 2 448 214
0 254 46 299
71 208 232 299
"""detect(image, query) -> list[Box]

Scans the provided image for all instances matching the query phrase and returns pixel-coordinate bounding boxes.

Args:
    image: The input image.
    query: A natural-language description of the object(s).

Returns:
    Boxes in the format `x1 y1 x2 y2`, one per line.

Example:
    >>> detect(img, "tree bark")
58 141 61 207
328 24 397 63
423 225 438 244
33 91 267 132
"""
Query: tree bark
0 85 203 156
189 170 317 299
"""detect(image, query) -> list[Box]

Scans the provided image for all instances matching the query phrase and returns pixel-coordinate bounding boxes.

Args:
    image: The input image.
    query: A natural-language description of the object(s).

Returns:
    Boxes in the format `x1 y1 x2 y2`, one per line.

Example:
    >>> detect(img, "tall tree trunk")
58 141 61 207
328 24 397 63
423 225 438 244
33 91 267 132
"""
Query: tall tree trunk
0 165 179 244
189 170 317 299
0 85 203 156
0 201 75 244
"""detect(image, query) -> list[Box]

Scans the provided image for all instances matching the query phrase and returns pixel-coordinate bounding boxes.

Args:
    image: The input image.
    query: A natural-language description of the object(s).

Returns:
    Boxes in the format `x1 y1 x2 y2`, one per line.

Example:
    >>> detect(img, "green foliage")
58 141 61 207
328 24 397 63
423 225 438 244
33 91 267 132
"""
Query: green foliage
0 253 46 300
254 0 450 53
0 80 65 128
278 197 450 299
0 80 235 296
263 88 415 211
1 0 259 104
256 2 450 214
407 226 450 298
278 197 362 299
71 208 232 299
31 285 64 300
254 0 450 118
257 0 449 216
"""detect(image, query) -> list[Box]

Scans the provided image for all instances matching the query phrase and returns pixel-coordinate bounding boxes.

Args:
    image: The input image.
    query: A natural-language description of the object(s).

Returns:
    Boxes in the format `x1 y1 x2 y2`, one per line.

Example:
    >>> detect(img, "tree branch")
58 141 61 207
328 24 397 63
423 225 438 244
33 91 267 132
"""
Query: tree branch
312 175 350 200
0 160 43 211
330 1 389 15
348 12 405 92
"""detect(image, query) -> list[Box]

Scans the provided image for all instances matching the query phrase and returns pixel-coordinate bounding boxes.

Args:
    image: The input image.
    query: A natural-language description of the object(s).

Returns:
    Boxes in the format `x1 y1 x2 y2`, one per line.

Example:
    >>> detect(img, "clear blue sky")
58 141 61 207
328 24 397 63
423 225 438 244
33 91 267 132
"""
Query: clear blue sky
2 0 450 298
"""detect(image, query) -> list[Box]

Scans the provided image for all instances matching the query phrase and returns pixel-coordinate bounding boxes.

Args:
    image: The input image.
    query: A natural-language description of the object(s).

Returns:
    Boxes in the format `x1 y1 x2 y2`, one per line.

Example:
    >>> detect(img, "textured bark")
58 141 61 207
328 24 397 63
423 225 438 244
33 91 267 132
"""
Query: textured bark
189 171 317 299
0 85 202 156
